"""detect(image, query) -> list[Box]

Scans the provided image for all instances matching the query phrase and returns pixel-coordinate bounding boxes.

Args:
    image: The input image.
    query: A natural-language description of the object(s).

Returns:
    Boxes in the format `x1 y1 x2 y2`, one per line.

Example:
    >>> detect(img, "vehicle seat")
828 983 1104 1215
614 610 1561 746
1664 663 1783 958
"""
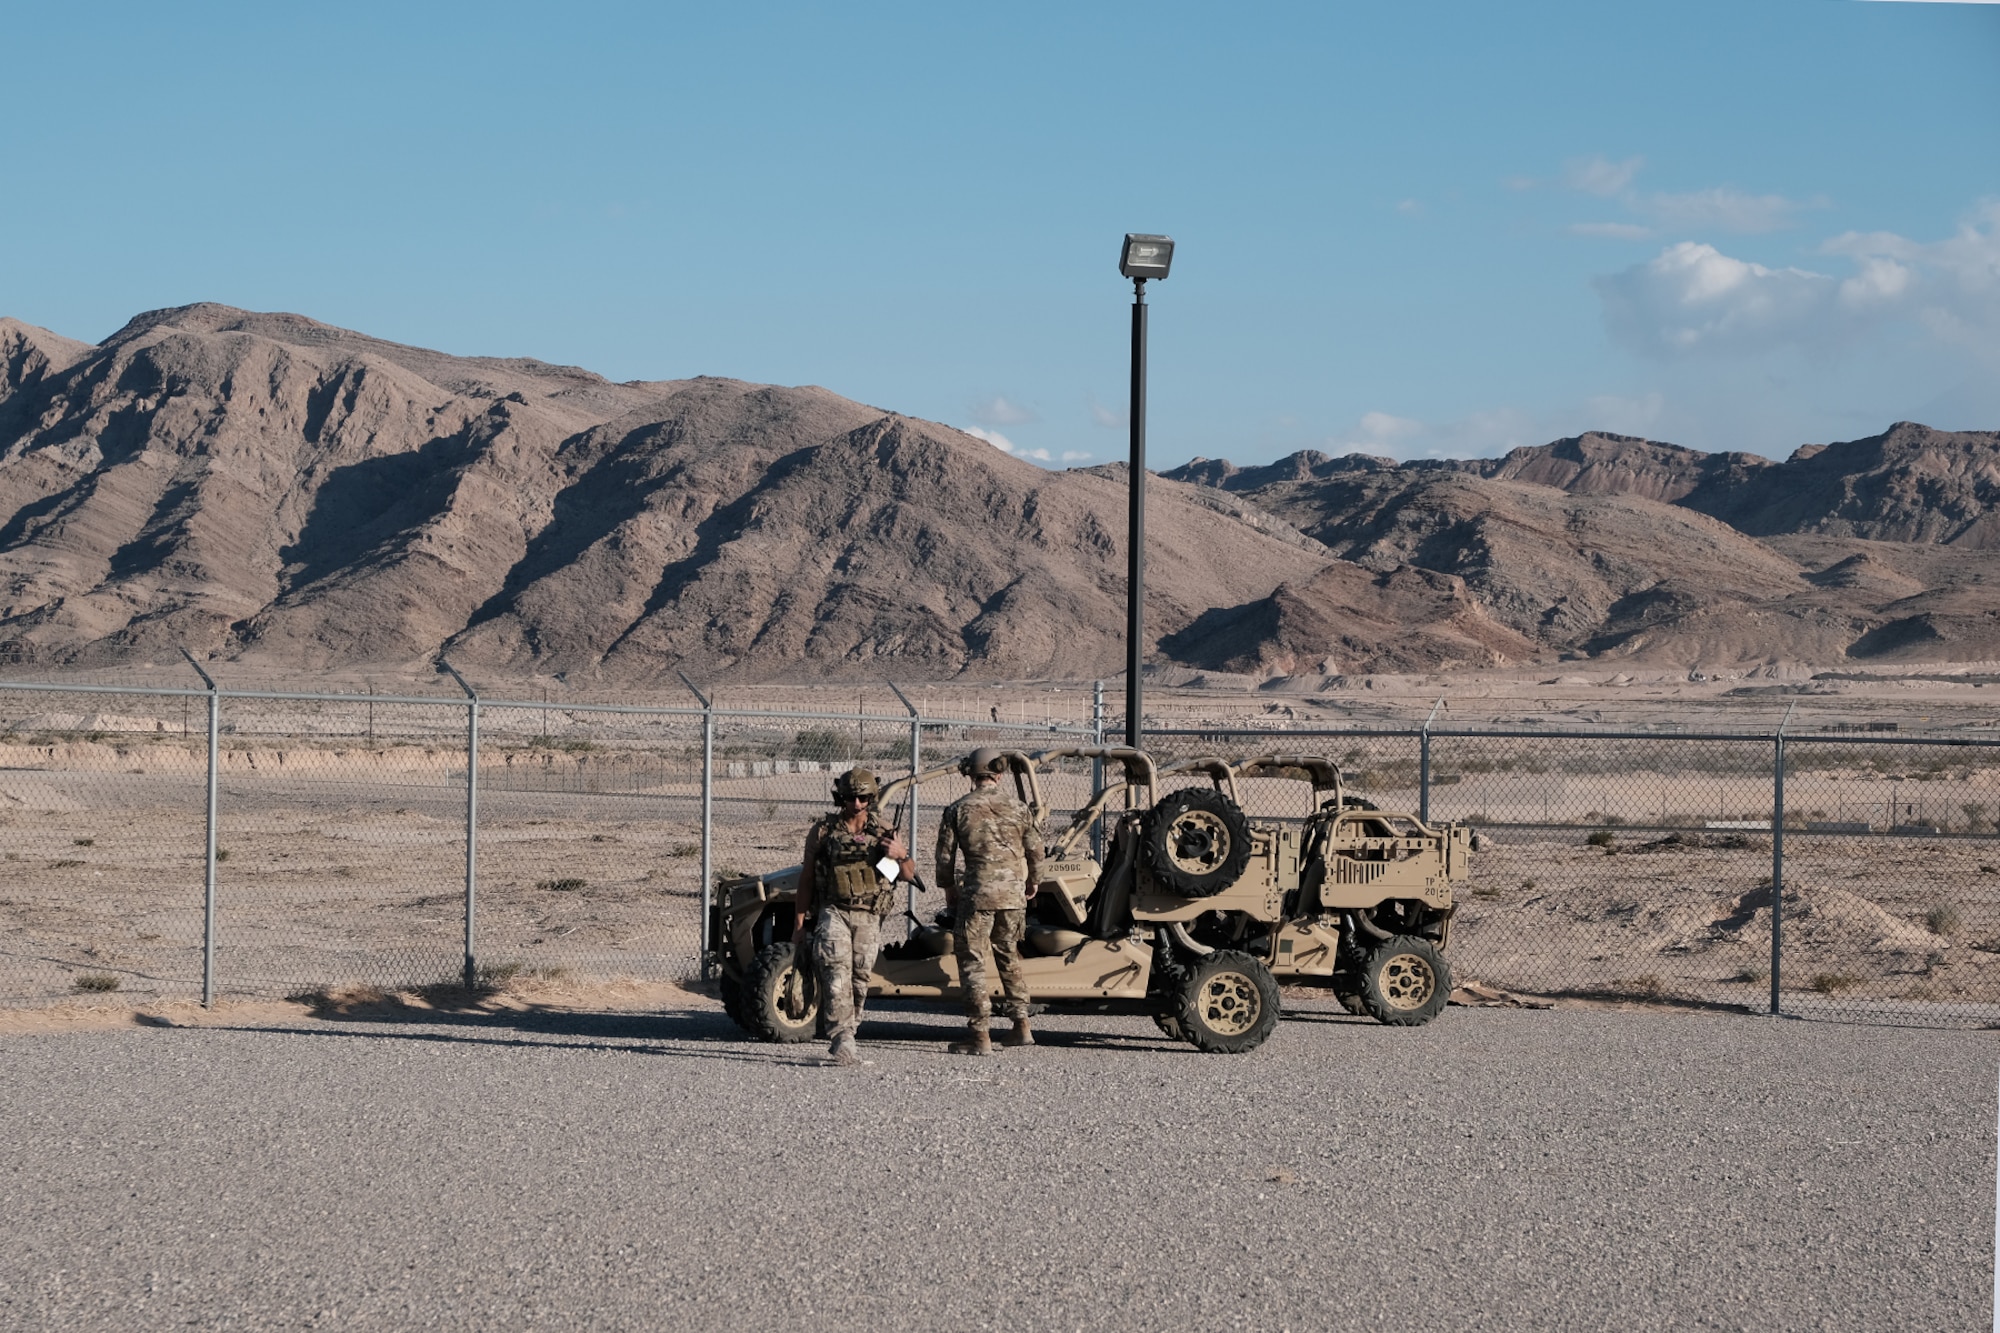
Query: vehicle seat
1082 820 1138 936
1025 927 1087 956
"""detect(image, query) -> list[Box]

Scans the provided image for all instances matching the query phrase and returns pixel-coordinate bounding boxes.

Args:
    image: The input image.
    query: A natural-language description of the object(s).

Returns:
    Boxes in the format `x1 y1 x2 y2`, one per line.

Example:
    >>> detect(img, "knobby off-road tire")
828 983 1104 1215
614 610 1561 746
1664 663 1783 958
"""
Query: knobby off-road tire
1173 949 1282 1054
743 941 820 1043
1358 935 1451 1027
1142 788 1254 897
1148 933 1192 1040
718 971 749 1029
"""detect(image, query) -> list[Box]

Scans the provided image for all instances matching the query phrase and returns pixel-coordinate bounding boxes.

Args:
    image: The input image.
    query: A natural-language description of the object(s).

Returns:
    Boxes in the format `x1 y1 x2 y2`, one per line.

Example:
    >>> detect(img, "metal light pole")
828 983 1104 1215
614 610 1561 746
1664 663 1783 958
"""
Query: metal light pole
1119 233 1173 747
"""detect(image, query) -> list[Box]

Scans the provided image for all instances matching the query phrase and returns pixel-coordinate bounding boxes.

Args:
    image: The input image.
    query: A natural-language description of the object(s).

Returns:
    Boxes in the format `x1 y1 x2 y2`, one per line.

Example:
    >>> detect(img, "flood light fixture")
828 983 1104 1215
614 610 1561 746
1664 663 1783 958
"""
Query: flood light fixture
1119 233 1175 281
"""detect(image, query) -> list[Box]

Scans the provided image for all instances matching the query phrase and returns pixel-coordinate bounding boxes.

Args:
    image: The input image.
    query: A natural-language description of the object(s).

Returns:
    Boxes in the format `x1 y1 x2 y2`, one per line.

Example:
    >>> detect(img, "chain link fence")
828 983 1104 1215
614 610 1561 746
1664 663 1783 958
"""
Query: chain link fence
3 676 1995 1028
1147 726 2000 1027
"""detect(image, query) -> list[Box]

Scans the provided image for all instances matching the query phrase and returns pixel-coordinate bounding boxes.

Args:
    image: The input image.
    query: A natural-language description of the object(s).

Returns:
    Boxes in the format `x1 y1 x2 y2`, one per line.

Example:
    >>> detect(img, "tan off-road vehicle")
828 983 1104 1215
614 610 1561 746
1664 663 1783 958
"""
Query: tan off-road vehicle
705 747 1471 1053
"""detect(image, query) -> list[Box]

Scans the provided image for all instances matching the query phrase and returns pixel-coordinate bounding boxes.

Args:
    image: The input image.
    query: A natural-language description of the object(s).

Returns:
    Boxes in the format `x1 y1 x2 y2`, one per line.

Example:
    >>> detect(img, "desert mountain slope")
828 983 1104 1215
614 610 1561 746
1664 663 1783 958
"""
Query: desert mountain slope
2 304 1996 679
1166 425 2000 669
1462 431 1774 503
0 305 1339 681
448 407 1333 680
0 304 679 667
1676 422 2000 546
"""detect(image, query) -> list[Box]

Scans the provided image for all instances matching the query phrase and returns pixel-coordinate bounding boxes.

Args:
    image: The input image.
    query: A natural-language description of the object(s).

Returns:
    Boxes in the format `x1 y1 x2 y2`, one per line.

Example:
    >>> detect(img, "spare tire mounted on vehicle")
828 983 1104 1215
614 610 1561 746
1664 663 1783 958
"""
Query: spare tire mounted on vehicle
1142 786 1254 896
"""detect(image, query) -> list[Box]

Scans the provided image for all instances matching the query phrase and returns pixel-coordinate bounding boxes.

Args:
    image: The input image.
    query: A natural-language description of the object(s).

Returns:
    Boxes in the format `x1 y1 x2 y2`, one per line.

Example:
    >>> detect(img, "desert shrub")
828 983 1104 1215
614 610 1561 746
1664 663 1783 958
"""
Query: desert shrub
670 842 700 858
1811 972 1860 994
476 961 525 988
48 859 84 869
1585 830 1616 848
792 726 860 763
1731 963 1768 984
72 973 120 993
537 877 587 892
1926 905 1964 937
72 837 93 847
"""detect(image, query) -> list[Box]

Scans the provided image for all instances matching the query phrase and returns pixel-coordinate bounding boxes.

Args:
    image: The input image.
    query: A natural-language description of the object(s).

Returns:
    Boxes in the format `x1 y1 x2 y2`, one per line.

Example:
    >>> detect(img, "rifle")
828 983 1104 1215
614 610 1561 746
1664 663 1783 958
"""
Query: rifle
886 785 933 902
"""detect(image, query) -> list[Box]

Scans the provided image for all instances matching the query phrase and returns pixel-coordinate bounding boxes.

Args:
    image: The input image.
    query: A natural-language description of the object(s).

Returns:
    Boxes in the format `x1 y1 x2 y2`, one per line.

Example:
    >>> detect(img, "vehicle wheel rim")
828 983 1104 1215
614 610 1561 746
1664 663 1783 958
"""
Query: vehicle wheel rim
1198 970 1261 1035
1168 811 1230 874
1379 953 1436 1010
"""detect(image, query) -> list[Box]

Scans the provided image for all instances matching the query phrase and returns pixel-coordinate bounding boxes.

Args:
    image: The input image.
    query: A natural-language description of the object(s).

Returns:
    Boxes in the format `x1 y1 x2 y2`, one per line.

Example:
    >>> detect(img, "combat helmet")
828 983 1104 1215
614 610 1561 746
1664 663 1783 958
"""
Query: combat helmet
831 767 880 803
958 747 1005 778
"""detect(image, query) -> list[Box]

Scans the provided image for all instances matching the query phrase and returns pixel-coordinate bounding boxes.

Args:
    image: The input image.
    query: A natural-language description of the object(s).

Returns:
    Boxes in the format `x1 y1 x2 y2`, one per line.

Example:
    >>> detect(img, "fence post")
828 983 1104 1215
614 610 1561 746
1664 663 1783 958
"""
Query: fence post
179 649 219 1008
888 680 922 923
1421 697 1445 825
440 660 480 990
1092 680 1106 863
1770 705 1795 1016
679 673 715 979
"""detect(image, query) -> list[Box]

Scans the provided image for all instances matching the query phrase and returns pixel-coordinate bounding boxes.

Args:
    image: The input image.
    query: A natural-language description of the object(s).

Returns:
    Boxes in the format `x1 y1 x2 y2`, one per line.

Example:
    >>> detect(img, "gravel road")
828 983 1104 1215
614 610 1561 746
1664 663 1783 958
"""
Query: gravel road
3 998 1993 1331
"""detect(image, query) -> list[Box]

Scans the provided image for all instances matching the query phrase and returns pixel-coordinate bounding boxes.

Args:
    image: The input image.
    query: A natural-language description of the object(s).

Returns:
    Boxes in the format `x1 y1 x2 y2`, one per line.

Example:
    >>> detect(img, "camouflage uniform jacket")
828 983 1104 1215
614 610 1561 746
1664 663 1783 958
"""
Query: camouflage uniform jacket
935 784 1042 911
812 811 898 913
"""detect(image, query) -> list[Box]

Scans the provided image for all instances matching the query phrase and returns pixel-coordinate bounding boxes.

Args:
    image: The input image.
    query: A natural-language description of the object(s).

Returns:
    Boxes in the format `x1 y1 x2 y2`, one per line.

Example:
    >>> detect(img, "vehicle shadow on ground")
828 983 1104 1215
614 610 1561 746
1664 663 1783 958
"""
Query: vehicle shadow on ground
196 991 1205 1061
229 993 833 1066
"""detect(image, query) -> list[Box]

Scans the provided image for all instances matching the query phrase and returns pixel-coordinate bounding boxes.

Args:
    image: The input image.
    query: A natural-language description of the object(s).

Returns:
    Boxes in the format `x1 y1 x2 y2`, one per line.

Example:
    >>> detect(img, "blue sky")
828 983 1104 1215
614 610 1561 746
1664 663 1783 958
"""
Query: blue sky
5 1 1997 467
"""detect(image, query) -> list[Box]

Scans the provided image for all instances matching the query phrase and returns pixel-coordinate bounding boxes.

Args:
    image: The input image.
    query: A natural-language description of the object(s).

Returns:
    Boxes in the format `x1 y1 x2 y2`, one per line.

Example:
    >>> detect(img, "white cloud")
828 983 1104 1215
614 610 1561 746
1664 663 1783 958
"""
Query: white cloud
1564 154 1643 197
1580 390 1667 435
1837 256 1914 309
962 425 1052 462
1823 203 2000 342
1358 411 1423 442
1324 409 1454 455
1642 187 1813 235
1594 242 1835 356
1396 198 1424 217
1594 206 2000 359
1554 155 1816 235
1061 451 1093 463
1312 396 1681 463
1570 221 1655 240
1088 398 1125 429
970 395 1037 426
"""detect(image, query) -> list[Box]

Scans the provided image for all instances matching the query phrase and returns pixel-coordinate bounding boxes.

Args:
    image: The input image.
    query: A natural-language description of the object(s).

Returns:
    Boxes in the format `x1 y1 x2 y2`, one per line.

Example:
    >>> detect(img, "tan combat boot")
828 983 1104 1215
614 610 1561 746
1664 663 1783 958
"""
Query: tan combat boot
949 1022 993 1056
1002 1015 1033 1047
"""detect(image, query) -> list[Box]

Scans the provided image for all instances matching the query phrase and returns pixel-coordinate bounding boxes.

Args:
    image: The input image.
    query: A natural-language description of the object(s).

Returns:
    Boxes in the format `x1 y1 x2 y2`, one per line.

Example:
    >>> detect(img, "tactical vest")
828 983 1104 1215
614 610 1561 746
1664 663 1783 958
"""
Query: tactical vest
816 813 895 912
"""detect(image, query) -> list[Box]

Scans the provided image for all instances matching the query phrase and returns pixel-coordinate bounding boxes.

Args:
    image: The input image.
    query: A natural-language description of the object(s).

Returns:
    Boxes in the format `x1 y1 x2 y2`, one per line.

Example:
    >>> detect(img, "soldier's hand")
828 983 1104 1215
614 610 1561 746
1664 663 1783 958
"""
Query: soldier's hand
881 833 909 862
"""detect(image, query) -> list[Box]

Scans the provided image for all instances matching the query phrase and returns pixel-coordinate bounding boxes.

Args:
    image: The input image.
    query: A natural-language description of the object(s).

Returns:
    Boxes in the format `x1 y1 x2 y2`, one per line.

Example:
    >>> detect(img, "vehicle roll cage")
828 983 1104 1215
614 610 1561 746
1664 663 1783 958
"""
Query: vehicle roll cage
874 745 1435 864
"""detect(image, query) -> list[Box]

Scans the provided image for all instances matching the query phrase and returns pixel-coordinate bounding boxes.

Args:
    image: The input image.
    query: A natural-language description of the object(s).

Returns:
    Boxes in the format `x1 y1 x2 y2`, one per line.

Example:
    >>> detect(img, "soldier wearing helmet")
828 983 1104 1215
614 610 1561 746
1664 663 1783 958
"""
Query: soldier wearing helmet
796 766 914 1067
935 748 1043 1055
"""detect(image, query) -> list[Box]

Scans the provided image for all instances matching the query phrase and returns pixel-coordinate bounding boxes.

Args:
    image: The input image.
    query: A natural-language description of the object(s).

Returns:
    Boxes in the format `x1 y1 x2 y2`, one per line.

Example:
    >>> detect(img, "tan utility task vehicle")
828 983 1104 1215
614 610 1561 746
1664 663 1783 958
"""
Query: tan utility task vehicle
706 747 1472 1053
1141 754 1469 1027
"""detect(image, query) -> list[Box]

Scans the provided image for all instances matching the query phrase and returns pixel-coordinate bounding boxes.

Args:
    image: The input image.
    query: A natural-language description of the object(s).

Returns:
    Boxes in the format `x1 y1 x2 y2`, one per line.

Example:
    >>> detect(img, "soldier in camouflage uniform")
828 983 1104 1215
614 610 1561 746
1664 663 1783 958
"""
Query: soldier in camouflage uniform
935 748 1043 1056
795 767 914 1067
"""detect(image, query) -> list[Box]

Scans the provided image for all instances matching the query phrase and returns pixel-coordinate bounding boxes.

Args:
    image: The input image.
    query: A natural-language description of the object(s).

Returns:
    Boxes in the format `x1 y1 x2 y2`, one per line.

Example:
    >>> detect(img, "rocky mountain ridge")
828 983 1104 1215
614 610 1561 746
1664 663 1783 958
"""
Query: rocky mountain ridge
1 304 1995 681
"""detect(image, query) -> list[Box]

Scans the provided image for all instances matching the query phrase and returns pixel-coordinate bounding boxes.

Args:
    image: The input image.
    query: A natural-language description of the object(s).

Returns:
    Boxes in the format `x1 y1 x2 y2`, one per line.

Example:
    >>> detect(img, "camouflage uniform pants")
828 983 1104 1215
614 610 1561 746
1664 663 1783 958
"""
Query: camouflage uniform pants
810 905 883 1042
954 905 1028 1024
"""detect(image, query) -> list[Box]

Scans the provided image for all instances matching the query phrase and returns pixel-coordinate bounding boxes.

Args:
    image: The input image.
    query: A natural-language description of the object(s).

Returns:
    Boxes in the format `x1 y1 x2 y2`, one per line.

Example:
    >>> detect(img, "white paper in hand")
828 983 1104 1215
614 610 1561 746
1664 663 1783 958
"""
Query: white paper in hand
876 856 901 881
